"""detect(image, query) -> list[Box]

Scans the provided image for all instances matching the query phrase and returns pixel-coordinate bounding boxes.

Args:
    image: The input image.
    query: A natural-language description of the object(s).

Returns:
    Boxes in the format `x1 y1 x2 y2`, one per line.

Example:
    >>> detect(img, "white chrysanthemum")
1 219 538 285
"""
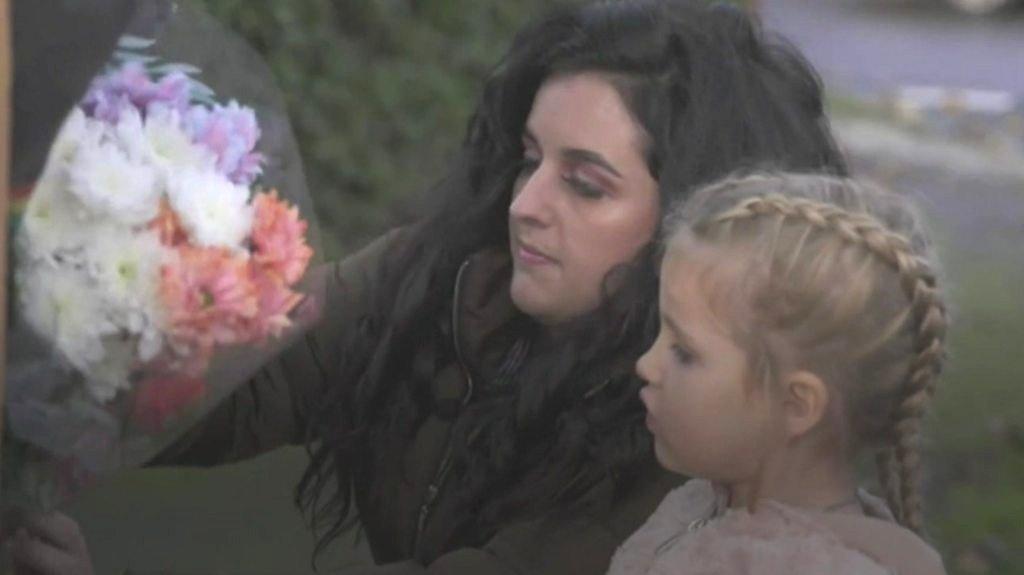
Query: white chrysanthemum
18 156 95 260
166 167 253 250
18 263 122 392
83 336 137 403
117 107 212 173
85 227 167 343
19 111 109 259
137 324 164 363
67 135 161 225
49 108 104 166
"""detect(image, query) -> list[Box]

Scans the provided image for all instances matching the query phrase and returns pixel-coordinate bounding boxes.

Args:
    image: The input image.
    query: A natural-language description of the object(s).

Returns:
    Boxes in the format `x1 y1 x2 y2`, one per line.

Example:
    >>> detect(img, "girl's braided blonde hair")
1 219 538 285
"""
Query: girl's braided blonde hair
664 172 947 533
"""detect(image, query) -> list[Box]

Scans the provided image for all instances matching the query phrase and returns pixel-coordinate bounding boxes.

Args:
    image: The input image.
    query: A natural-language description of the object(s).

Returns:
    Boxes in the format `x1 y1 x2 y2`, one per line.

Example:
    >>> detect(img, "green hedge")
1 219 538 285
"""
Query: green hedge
192 0 566 256
192 0 750 257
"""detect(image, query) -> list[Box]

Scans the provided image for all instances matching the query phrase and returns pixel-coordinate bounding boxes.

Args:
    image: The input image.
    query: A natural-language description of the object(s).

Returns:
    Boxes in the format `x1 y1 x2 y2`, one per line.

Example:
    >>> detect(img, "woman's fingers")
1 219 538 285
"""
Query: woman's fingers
20 512 88 555
10 528 77 575
6 512 94 575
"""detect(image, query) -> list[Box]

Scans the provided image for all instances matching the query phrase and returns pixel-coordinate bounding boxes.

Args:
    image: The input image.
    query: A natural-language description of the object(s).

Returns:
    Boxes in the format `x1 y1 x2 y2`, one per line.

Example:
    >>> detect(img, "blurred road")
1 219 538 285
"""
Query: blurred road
758 0 1024 271
760 0 1024 96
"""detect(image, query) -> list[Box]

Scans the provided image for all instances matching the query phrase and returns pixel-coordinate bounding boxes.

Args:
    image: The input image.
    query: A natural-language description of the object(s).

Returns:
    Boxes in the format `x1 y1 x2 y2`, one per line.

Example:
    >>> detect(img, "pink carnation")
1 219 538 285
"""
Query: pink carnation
251 190 313 285
160 246 259 357
131 374 207 434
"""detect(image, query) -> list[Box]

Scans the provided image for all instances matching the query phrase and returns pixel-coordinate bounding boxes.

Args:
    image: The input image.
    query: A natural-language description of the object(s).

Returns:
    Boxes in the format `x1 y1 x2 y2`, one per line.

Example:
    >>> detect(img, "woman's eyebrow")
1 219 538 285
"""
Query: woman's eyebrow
522 127 623 180
562 148 623 179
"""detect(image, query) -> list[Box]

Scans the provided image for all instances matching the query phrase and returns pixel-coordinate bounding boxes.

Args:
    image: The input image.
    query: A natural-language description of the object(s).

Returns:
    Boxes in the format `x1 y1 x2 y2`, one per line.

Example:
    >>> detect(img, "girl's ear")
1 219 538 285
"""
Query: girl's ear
779 370 829 440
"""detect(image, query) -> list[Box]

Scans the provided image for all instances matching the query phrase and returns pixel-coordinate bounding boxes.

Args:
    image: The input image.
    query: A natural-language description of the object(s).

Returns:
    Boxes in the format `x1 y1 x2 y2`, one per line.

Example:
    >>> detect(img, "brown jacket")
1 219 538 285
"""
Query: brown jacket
154 230 680 574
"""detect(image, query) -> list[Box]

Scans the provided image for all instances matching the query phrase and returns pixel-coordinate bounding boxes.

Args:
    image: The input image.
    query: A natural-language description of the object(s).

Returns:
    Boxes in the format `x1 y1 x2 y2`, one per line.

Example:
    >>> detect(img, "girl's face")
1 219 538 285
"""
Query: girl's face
636 248 780 481
508 72 660 325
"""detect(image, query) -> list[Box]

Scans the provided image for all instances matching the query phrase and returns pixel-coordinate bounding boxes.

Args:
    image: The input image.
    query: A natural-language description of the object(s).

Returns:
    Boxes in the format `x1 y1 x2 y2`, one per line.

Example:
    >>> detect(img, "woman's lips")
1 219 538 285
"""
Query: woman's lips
515 240 556 266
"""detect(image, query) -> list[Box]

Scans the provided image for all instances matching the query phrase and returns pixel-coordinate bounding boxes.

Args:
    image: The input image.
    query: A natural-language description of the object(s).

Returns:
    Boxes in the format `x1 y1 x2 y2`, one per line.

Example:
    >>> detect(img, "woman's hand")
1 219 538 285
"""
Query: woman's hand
4 511 94 575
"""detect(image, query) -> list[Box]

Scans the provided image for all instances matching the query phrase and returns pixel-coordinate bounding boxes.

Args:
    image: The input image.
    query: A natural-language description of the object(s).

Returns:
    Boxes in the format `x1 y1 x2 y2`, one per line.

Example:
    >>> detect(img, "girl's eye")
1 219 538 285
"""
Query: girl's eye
671 345 695 366
562 173 605 199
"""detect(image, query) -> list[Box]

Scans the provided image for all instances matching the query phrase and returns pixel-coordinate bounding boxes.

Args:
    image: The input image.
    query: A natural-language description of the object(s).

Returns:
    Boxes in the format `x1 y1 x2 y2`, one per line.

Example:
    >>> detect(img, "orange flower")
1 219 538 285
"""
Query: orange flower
150 198 189 247
160 245 258 356
251 190 312 285
248 265 304 341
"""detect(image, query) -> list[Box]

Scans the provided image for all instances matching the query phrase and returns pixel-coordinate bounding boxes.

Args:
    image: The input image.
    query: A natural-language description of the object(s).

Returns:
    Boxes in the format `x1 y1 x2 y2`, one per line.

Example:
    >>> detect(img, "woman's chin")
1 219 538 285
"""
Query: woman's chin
510 276 557 320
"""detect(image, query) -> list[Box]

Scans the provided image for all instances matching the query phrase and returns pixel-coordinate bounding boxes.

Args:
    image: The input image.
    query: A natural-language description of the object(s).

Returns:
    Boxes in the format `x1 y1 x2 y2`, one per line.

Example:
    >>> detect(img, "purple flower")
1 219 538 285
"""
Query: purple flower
82 62 192 123
85 91 134 124
147 72 192 116
185 101 264 186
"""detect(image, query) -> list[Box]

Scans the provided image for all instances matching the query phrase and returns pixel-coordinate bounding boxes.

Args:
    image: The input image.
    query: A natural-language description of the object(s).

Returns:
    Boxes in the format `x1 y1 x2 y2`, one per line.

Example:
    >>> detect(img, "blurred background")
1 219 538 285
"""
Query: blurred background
58 0 1023 573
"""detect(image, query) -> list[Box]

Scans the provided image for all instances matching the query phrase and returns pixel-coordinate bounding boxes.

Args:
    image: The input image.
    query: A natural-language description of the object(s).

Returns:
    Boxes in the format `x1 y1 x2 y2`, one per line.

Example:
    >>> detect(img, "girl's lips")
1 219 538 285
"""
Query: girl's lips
639 388 656 432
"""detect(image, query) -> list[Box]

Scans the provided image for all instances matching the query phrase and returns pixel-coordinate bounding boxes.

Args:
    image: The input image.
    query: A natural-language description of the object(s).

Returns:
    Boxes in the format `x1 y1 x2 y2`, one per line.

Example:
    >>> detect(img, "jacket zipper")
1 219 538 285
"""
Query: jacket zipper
413 258 475 551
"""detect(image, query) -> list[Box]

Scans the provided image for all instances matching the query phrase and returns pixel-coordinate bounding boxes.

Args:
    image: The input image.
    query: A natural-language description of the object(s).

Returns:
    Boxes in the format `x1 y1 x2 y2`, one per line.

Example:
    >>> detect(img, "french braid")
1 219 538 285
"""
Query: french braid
671 173 947 534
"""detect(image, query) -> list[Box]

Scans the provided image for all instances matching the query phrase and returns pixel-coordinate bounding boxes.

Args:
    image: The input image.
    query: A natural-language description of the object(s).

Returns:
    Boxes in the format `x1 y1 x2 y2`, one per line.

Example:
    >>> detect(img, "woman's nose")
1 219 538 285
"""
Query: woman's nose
509 166 553 226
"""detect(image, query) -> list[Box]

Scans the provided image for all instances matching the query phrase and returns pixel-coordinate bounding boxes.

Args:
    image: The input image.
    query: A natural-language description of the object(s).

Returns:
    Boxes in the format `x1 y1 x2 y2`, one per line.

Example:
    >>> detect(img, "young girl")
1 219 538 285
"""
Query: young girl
610 173 948 575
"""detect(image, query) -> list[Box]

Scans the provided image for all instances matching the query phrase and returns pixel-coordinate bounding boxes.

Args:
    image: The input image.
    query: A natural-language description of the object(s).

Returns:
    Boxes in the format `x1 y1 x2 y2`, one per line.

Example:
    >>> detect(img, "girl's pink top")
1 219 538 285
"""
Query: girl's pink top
608 479 946 575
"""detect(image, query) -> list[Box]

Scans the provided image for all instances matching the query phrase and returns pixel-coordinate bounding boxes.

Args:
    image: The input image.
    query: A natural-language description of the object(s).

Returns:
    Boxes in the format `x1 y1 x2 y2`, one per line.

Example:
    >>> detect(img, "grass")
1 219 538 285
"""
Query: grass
67 447 370 574
924 243 1024 574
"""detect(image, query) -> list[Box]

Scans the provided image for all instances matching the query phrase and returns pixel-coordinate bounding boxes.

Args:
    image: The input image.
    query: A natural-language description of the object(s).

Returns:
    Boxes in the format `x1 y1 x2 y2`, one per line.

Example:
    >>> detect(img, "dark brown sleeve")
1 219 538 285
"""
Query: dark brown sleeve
149 229 406 466
337 466 680 575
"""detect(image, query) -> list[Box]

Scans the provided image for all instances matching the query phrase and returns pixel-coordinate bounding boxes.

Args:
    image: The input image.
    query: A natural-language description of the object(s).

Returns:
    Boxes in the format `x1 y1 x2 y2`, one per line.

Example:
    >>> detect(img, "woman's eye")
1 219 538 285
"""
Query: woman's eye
519 155 540 175
562 174 605 199
514 156 540 189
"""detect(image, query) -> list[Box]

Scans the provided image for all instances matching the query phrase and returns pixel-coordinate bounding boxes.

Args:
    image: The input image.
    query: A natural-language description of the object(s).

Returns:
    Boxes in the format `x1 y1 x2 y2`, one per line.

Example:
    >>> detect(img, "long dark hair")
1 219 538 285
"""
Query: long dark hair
297 0 847 558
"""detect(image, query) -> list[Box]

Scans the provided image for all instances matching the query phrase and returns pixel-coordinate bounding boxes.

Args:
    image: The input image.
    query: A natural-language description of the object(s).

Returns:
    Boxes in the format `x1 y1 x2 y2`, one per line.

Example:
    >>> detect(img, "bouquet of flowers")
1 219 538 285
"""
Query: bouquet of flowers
3 38 317 511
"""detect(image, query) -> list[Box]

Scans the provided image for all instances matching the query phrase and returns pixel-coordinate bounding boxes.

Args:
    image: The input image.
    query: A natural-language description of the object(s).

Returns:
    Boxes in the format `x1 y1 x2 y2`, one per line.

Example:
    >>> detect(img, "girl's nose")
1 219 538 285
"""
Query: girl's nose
635 346 660 386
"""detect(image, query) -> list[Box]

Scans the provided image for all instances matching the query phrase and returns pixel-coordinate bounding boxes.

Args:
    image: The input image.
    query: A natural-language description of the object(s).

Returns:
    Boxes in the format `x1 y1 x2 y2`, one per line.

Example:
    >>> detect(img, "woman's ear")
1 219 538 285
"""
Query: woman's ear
779 370 829 440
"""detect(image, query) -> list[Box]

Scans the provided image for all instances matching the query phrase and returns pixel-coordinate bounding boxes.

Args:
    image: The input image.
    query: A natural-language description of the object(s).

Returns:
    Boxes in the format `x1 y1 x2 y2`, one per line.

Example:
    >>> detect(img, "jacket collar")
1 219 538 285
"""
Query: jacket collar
450 247 526 398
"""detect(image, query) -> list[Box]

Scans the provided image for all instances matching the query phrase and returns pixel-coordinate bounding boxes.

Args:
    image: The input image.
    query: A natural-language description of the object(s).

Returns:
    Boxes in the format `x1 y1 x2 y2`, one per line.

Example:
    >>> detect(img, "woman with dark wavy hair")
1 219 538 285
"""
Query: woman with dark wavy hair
9 1 845 573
